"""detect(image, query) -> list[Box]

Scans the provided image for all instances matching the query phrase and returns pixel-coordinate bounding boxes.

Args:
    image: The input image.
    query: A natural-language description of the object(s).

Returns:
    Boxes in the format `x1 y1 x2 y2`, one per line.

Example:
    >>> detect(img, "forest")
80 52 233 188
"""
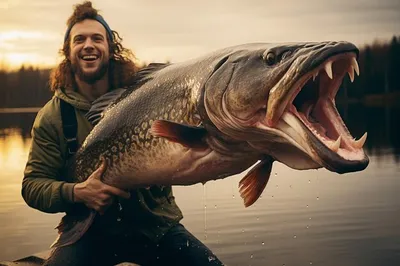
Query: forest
0 36 399 109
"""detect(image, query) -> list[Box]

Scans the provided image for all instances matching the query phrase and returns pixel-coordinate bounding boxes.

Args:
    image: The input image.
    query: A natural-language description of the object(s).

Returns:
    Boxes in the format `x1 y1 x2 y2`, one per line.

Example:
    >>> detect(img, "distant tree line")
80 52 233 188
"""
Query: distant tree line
337 36 400 100
0 36 399 108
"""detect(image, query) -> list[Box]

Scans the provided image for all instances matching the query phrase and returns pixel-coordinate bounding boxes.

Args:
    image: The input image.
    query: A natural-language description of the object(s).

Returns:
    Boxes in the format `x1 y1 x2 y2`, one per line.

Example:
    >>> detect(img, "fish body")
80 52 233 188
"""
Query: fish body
53 41 369 248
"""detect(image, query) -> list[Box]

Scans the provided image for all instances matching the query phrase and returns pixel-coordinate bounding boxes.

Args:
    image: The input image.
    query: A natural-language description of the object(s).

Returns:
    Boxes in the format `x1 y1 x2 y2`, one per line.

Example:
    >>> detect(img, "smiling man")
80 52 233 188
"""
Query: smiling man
21 1 223 265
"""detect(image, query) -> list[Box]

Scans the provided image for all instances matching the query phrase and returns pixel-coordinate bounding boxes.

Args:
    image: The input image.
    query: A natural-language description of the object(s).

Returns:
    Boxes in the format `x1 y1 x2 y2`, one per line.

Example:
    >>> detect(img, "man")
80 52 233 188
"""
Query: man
22 1 224 265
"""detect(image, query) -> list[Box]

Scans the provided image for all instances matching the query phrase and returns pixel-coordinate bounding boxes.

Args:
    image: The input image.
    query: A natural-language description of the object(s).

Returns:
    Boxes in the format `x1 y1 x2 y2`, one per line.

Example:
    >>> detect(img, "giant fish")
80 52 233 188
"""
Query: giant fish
53 41 369 248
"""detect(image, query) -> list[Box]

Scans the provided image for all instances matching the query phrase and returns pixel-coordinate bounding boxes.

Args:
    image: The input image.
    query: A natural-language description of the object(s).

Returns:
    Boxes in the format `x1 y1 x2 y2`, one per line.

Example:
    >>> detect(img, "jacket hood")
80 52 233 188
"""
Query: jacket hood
54 88 92 111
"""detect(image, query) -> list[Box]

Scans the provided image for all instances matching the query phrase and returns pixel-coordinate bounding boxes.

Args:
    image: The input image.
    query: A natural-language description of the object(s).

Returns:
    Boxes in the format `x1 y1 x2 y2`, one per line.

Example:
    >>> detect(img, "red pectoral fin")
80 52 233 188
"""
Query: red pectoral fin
239 156 274 207
150 120 208 150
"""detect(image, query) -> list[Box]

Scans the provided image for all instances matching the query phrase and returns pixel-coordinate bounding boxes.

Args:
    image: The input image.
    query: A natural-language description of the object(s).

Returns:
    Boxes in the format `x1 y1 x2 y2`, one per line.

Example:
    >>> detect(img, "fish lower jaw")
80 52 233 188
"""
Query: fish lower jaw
282 101 367 163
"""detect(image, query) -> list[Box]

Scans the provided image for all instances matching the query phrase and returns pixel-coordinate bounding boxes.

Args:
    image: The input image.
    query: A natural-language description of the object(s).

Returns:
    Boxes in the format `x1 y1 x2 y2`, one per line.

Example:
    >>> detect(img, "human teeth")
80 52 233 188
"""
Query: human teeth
353 132 367 149
348 66 355 82
330 136 341 152
83 55 97 59
324 61 333 79
351 57 360 76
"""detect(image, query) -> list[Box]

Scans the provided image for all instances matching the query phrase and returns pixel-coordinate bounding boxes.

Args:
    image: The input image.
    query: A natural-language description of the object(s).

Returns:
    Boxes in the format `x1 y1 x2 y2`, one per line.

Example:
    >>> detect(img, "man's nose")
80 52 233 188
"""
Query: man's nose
83 38 95 50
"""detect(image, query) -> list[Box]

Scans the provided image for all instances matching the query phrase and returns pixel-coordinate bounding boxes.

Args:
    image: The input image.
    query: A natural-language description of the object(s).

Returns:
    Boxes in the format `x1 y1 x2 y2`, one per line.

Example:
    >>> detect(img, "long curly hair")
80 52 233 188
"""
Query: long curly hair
49 1 139 91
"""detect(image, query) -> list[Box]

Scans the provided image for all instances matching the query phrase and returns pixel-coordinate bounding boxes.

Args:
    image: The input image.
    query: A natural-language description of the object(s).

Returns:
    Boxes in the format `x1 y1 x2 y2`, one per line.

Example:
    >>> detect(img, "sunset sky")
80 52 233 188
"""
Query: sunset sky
0 0 399 69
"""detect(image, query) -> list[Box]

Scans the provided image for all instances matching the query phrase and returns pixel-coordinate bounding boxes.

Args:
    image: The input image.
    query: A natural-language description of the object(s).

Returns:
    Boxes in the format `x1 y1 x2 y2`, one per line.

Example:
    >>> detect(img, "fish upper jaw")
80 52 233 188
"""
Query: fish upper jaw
256 50 369 173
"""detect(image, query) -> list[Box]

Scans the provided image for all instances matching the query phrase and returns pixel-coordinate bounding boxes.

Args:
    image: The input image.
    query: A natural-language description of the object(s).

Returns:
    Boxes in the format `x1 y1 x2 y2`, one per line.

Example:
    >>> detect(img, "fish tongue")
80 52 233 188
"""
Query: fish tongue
238 156 274 207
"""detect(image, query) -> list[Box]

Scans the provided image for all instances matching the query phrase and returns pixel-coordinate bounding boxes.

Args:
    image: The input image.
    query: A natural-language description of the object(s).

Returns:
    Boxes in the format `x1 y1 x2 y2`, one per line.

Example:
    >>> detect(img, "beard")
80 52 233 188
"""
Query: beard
71 58 109 85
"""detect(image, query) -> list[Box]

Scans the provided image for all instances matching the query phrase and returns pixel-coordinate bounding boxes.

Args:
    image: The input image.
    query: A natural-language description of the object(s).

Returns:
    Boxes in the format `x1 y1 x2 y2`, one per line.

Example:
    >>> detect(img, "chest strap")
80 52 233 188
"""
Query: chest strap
60 99 78 158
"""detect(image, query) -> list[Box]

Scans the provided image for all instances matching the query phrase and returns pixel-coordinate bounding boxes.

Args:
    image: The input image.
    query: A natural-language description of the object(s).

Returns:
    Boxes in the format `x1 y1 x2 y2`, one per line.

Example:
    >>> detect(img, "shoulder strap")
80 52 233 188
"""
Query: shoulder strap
60 99 78 158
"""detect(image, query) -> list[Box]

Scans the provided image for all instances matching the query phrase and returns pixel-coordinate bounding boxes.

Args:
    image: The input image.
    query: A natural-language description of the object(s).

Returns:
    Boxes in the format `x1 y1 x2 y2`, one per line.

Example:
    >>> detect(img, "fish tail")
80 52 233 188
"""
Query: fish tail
50 210 96 248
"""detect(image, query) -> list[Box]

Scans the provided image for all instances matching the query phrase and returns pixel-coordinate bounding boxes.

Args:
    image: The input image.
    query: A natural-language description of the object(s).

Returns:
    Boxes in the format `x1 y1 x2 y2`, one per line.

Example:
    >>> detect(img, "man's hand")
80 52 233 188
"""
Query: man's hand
73 160 130 215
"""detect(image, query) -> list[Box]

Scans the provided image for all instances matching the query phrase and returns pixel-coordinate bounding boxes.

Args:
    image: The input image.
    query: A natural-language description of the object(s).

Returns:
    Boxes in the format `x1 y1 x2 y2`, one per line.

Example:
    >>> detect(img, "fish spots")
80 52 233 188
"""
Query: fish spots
118 142 124 151
139 131 145 140
134 126 140 134
170 109 176 119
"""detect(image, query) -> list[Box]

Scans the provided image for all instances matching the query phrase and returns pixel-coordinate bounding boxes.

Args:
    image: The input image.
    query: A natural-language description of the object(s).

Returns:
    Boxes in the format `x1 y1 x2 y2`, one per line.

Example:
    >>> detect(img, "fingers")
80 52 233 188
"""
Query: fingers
104 185 131 199
89 195 114 215
90 160 107 180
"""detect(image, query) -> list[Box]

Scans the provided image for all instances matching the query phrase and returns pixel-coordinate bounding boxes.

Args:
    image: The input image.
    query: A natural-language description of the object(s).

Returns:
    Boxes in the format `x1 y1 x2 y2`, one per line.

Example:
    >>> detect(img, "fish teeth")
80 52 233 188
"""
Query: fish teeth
313 71 318 81
353 132 367 149
324 60 333 79
351 57 360 76
330 135 341 152
348 66 355 83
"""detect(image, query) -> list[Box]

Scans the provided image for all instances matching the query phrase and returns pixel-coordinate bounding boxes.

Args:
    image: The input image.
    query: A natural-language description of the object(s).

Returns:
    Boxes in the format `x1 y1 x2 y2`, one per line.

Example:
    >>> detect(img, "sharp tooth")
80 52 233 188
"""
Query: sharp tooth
330 136 341 152
348 66 355 82
353 132 367 149
313 71 318 81
351 57 360 76
324 61 333 79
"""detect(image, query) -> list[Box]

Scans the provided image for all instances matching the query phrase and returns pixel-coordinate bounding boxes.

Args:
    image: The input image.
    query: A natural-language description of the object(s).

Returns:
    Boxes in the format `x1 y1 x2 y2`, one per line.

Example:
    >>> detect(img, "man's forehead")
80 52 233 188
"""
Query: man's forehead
70 19 107 37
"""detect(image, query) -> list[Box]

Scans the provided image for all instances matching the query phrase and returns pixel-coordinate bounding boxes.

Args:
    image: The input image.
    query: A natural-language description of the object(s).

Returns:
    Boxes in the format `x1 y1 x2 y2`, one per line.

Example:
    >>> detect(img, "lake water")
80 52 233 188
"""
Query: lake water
0 104 399 266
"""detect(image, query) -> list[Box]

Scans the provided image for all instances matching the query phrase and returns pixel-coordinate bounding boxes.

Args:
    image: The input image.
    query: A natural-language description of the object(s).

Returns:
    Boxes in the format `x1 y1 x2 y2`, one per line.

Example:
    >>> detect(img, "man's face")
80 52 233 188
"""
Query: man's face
69 19 110 84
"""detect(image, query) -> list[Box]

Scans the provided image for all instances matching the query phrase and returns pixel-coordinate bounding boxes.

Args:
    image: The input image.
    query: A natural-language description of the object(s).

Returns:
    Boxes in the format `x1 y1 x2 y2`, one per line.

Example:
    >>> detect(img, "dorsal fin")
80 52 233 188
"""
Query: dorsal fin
85 63 170 126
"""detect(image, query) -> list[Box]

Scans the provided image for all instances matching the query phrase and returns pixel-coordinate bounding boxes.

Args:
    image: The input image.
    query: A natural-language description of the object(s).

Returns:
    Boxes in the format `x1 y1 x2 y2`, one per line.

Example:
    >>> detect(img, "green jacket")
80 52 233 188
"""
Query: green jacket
22 88 183 242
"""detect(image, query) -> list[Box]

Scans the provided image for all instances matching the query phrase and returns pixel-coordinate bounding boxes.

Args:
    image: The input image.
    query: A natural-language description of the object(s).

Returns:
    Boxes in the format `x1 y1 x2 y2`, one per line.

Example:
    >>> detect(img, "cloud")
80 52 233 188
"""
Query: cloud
0 0 399 67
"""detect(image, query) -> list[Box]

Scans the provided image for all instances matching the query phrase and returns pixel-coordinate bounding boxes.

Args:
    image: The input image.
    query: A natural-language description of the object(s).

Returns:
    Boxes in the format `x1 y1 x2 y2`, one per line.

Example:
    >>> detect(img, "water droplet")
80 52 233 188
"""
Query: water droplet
289 185 292 188
214 205 217 209
272 195 274 198
317 197 320 200
274 172 277 177
306 204 309 208
204 205 207 209
208 256 216 262
310 262 313 265
306 225 309 229
242 229 245 233
262 242 265 245
293 235 297 239
308 180 311 184
232 195 235 199
187 240 190 247
257 217 260 221
309 217 312 220
250 254 253 259
276 185 279 188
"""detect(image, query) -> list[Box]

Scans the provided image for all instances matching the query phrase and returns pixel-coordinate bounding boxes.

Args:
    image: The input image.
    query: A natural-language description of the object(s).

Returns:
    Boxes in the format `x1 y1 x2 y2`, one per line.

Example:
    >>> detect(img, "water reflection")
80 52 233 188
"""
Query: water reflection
339 103 400 161
0 104 399 265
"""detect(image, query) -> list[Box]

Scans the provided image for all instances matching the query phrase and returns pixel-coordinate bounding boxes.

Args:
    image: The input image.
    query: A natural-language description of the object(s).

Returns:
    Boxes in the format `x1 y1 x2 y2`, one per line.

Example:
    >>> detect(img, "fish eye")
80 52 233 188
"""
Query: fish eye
264 52 276 66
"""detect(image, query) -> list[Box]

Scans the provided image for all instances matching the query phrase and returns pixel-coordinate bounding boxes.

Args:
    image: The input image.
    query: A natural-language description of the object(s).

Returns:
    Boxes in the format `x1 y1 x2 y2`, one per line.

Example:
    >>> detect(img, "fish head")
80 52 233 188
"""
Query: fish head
203 41 369 174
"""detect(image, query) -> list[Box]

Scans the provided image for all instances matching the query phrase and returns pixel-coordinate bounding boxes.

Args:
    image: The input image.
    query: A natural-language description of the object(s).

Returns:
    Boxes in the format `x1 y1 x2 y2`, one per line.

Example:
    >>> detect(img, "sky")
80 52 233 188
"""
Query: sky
0 0 399 69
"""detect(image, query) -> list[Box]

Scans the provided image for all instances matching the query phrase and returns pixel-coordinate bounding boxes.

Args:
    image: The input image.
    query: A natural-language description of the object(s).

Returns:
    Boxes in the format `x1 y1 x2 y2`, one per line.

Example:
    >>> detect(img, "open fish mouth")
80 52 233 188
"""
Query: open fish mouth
261 51 369 172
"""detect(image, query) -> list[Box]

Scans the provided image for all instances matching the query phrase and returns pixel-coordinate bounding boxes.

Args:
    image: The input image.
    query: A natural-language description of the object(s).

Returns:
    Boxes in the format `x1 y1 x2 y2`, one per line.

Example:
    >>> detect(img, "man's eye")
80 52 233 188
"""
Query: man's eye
93 36 104 42
74 37 84 43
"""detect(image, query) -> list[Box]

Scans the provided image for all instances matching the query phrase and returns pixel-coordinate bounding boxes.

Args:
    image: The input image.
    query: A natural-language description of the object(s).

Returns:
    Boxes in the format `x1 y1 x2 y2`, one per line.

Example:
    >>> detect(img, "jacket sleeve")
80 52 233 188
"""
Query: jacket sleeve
21 110 76 213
